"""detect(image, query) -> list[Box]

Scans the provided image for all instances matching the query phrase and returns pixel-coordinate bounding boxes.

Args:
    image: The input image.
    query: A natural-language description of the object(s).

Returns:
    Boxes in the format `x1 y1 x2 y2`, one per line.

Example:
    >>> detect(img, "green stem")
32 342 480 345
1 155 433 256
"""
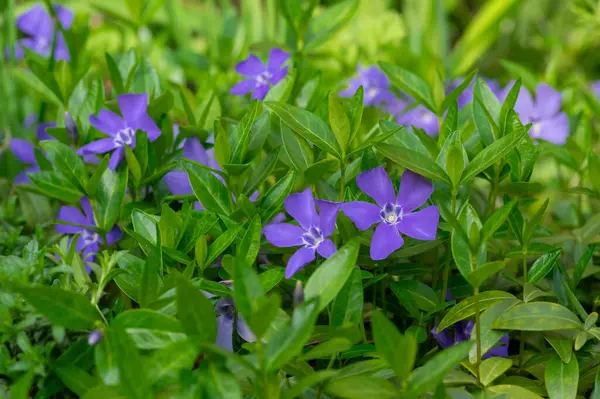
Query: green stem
473 286 482 382
483 167 498 218
519 246 528 370
339 160 346 201
440 191 458 302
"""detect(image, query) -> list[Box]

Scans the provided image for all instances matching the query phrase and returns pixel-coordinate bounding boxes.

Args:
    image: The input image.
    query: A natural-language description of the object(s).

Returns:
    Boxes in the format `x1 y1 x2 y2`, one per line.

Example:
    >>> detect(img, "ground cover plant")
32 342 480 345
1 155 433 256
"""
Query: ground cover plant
3 0 600 397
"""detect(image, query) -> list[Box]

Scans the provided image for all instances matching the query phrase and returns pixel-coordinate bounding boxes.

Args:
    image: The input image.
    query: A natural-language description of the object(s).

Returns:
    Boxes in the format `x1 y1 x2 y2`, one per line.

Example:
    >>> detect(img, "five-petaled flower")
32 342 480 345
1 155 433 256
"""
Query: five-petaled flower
77 93 161 169
12 4 73 61
342 167 439 260
230 48 290 100
263 188 342 279
55 197 122 268
340 65 395 106
509 83 569 145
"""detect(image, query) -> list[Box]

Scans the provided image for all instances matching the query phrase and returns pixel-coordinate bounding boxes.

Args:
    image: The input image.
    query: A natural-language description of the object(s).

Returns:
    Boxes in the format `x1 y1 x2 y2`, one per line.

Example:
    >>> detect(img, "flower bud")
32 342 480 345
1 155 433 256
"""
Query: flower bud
293 280 304 307
87 329 103 346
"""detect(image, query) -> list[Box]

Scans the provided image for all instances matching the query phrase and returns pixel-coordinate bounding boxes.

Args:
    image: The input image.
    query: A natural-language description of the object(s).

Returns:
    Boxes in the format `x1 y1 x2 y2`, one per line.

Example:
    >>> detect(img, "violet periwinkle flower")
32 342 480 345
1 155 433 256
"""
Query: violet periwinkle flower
431 320 509 358
230 49 290 100
396 105 439 137
12 4 73 61
77 93 161 169
55 197 122 265
9 122 56 184
342 167 439 261
509 83 569 145
263 188 342 279
87 329 103 346
340 65 395 106
215 297 256 351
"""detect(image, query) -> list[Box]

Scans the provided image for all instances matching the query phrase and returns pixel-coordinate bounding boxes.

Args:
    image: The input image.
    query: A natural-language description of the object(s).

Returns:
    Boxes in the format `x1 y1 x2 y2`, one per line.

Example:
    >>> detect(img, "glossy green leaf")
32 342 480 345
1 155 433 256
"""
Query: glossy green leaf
438 291 516 332
573 244 596 287
440 69 478 113
243 147 280 196
40 141 87 191
281 120 311 171
330 268 363 328
325 375 398 399
376 143 450 183
372 311 416 382
467 260 505 288
329 92 351 153
528 249 562 284
231 101 260 164
107 327 151 399
176 277 217 343
379 62 436 113
390 280 439 312
54 365 98 397
545 354 578 399
523 198 550 245
481 199 517 243
111 309 185 349
259 170 296 221
205 224 242 267
185 161 231 216
96 168 128 232
468 299 519 363
28 171 83 203
499 78 522 135
493 302 582 331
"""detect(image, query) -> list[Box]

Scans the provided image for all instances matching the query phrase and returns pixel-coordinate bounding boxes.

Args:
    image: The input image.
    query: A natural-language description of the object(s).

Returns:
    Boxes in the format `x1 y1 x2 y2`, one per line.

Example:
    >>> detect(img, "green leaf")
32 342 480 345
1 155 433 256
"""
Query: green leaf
499 78 522 135
281 120 311 171
467 260 505 288
329 93 351 154
523 198 550 245
213 119 230 168
96 168 128 232
243 148 280 196
95 333 119 385
488 385 543 399
105 52 125 95
131 209 158 245
325 376 398 399
330 268 363 328
545 354 578 399
481 199 517 243
589 153 600 194
264 299 319 373
131 56 160 98
390 280 439 312
479 357 512 386
237 216 262 267
592 364 600 399
439 102 458 146
528 249 562 284
375 143 450 183
379 62 436 113
86 155 110 198
438 291 516 332
573 244 596 287
9 283 101 330
264 101 342 159
259 170 296 221
305 239 360 313
405 342 472 398
40 141 87 191
493 302 583 331
124 146 142 183
176 276 217 343
146 340 198 385
347 86 364 144
139 245 161 307
111 309 185 349
54 365 98 397
460 110 527 184
546 337 573 363
231 101 260 164
232 258 264 322
185 161 231 216
205 224 242 268
199 362 243 399
372 311 416 382
441 70 478 113
443 132 465 190
282 371 338 399
28 59 64 103
28 171 82 203
300 338 353 361
107 327 152 399
304 0 360 52
194 235 208 272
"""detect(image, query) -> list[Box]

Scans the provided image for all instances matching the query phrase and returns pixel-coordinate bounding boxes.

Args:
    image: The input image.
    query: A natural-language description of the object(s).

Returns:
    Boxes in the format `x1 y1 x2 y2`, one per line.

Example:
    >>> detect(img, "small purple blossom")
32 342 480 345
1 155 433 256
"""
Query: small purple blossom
87 329 103 346
55 197 122 267
395 105 439 137
342 167 439 261
340 65 395 106
10 121 56 184
11 4 73 61
215 297 256 351
230 49 290 100
77 93 161 169
507 83 568 145
263 188 342 279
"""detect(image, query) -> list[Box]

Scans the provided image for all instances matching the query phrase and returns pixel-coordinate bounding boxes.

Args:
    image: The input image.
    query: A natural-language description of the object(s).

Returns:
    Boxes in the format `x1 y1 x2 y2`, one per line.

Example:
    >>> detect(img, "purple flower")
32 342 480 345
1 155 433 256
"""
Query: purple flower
446 78 502 109
230 49 290 100
87 329 103 346
215 297 256 351
77 93 161 169
12 4 73 61
395 105 439 137
10 121 56 184
507 83 568 145
342 167 439 261
55 197 122 266
340 65 395 106
263 188 341 279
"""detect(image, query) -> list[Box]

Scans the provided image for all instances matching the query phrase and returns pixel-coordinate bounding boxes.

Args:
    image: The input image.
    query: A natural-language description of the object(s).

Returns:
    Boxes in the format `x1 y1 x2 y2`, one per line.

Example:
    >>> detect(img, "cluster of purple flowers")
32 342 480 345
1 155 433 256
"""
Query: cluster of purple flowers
339 65 570 144
264 167 439 278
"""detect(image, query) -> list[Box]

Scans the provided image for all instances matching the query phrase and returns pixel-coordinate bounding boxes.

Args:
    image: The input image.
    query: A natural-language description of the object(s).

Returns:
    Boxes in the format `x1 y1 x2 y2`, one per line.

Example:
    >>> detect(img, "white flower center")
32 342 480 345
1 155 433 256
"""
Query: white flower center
35 36 50 51
81 229 100 247
531 121 542 137
421 112 434 124
114 127 135 147
380 203 403 225
255 71 273 87
301 226 324 249
366 86 379 101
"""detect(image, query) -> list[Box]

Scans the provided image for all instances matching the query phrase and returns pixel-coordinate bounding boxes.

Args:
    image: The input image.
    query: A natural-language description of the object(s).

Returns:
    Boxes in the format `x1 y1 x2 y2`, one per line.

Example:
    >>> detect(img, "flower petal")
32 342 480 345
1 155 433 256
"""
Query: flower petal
356 166 395 207
534 83 561 119
263 223 304 247
316 199 342 236
251 85 269 100
267 49 290 71
106 225 123 245
341 201 381 230
55 206 87 234
37 122 57 141
54 5 74 29
89 110 125 136
370 222 404 261
11 139 36 164
285 246 316 279
236 315 256 343
77 139 116 155
396 170 434 213
16 5 52 38
317 239 336 258
284 188 318 230
230 79 256 96
270 67 288 86
118 93 160 140
514 87 534 123
235 55 266 77
216 315 234 351
396 206 439 241
339 79 361 98
431 326 453 349
183 137 211 165
81 197 95 225
533 113 569 145
54 33 70 61
164 171 193 196
108 147 124 170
